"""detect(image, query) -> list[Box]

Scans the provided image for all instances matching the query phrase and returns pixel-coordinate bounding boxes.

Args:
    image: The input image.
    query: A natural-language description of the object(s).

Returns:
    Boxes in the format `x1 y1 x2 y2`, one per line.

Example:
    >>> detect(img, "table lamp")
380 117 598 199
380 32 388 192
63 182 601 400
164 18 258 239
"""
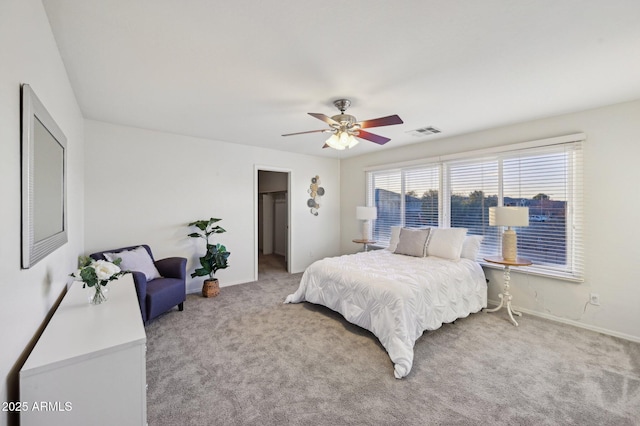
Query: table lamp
356 206 377 241
489 206 529 262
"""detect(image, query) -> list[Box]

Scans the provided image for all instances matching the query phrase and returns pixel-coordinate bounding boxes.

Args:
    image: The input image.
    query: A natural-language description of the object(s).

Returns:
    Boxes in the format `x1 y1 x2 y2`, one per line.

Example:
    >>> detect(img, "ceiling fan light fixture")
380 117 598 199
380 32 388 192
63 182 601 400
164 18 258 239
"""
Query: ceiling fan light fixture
326 131 359 150
339 131 350 147
283 98 403 150
325 133 345 150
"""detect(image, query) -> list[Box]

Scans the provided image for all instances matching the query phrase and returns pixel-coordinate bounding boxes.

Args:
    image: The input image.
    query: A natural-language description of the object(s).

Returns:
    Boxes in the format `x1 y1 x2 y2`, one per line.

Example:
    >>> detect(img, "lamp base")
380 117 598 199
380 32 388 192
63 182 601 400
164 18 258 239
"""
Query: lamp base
362 220 371 241
502 228 518 262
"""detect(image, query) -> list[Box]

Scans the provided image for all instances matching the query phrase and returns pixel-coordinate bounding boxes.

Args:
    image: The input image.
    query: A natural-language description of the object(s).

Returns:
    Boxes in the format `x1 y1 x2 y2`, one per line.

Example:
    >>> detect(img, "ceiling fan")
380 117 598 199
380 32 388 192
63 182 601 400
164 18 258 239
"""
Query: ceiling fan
282 99 403 150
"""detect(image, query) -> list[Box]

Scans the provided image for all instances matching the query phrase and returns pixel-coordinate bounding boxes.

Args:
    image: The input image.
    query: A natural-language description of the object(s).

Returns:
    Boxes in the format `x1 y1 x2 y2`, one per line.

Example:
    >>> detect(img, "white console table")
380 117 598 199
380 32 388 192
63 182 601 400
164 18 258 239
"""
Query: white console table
20 274 147 426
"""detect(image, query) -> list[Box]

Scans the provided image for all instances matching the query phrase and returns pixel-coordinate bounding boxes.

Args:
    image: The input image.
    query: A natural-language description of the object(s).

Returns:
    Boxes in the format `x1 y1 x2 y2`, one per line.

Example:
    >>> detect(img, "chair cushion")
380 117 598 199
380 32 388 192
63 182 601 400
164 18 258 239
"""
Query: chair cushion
104 245 161 281
145 277 186 321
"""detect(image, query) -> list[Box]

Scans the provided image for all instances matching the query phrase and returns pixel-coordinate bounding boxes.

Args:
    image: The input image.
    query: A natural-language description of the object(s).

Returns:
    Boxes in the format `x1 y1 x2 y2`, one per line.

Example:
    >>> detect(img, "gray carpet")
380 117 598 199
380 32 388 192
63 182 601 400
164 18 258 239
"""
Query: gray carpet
145 257 640 425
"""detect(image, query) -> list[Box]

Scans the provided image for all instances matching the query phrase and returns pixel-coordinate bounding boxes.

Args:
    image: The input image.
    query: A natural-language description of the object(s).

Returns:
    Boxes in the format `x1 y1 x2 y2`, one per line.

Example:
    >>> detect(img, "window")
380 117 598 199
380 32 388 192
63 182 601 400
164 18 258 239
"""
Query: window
448 158 500 257
404 166 440 229
366 134 584 281
367 166 440 244
369 170 401 245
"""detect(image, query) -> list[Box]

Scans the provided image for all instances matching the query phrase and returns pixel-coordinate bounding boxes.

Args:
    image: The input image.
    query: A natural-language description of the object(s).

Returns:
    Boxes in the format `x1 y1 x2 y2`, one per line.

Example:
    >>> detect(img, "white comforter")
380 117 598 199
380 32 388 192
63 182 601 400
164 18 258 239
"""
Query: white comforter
284 250 487 378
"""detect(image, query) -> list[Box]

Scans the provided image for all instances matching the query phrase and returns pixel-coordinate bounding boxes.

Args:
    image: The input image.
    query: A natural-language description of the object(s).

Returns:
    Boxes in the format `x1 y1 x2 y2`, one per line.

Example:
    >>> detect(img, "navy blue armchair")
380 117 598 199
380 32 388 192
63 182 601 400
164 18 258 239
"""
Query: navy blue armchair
90 245 186 324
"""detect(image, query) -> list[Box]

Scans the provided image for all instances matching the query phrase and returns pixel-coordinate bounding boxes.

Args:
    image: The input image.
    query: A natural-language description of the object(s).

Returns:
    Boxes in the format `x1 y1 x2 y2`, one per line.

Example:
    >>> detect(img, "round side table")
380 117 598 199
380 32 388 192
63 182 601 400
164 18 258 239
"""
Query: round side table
352 239 377 252
483 256 532 326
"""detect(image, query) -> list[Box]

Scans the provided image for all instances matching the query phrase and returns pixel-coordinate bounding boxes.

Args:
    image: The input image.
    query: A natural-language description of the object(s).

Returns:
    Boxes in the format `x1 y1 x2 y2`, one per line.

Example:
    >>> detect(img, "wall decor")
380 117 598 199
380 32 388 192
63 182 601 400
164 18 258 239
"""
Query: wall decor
21 84 68 268
307 175 324 216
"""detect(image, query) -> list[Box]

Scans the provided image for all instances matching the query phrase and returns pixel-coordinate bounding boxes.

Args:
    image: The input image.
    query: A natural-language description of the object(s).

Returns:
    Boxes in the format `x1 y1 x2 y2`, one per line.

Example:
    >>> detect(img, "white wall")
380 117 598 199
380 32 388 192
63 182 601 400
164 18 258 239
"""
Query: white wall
341 99 640 342
0 0 85 424
84 120 341 293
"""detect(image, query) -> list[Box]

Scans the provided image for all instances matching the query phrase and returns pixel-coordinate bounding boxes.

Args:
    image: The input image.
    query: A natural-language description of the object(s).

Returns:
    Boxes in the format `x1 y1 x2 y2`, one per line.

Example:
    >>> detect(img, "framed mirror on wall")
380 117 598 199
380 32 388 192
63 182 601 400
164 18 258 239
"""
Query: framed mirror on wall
21 84 68 268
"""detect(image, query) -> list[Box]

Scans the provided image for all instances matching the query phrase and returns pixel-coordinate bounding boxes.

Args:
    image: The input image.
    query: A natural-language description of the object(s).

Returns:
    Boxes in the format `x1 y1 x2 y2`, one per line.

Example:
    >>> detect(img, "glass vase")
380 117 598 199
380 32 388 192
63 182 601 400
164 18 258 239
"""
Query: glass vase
89 284 108 305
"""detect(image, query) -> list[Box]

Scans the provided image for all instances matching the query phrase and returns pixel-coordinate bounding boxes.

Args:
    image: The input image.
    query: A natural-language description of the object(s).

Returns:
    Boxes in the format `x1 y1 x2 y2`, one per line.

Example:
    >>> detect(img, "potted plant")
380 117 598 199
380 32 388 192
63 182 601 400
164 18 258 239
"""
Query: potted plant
188 218 231 297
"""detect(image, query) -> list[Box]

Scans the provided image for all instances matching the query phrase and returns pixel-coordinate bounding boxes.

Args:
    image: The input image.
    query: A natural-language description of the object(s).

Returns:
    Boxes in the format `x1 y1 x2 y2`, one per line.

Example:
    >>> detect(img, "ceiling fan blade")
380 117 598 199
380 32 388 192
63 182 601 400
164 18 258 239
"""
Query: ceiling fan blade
322 143 330 149
308 112 339 126
356 130 391 145
358 114 403 129
282 129 327 137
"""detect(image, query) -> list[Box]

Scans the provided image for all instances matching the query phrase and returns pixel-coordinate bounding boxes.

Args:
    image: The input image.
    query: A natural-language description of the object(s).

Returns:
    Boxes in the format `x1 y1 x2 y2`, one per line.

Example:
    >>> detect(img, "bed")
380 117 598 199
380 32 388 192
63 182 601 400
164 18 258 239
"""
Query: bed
284 228 487 379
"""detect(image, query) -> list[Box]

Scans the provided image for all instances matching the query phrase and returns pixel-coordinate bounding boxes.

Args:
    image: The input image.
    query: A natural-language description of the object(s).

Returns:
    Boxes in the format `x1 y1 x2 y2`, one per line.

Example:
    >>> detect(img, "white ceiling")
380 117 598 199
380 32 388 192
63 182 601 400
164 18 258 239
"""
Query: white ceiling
42 0 640 158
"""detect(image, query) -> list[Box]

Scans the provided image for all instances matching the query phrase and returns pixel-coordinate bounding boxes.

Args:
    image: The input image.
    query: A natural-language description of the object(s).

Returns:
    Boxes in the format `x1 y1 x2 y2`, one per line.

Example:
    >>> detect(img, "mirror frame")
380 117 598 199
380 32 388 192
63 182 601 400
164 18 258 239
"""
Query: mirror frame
21 84 68 268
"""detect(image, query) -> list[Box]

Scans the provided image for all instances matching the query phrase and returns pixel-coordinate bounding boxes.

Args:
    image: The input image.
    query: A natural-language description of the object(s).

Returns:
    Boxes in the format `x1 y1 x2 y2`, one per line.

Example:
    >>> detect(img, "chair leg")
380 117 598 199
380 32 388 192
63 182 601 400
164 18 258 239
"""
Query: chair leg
178 302 184 311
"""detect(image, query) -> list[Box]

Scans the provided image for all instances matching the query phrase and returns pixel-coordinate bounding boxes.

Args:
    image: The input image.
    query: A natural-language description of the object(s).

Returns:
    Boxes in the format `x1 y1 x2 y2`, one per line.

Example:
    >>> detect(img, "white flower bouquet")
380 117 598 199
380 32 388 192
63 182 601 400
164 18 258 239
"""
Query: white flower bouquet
71 256 127 304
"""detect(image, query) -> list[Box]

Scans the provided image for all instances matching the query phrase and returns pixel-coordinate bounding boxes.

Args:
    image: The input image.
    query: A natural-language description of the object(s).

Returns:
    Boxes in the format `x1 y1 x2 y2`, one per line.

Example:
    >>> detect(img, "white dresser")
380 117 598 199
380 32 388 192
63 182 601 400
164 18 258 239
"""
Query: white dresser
20 274 147 426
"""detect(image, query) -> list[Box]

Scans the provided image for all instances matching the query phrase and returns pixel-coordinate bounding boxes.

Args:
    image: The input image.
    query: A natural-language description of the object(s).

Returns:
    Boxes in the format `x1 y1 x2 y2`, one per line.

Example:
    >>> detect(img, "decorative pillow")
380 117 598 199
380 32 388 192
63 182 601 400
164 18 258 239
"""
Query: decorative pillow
460 235 484 260
426 228 468 260
394 228 430 257
386 226 402 251
103 246 161 281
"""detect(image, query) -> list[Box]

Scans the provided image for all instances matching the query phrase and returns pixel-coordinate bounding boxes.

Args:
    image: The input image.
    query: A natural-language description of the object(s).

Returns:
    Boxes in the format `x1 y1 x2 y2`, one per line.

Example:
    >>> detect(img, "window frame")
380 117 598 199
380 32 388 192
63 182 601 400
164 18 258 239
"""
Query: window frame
365 133 585 282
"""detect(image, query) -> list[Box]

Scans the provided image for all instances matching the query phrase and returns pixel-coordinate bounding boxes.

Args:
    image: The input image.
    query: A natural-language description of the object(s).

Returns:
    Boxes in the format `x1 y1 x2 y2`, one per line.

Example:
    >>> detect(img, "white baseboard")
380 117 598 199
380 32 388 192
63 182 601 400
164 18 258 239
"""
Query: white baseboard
487 299 640 344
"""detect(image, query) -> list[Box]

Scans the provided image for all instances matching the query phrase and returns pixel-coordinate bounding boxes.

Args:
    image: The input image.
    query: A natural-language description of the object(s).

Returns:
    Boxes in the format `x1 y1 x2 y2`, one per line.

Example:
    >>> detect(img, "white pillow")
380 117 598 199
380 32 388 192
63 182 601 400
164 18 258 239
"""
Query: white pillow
394 228 430 257
426 228 468 260
103 246 161 281
386 226 402 251
460 235 483 260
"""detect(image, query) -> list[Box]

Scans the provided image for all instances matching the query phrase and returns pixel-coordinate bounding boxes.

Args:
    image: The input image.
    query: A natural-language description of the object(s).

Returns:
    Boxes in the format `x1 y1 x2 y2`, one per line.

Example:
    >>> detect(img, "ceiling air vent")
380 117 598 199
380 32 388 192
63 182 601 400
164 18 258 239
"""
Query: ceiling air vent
406 126 442 137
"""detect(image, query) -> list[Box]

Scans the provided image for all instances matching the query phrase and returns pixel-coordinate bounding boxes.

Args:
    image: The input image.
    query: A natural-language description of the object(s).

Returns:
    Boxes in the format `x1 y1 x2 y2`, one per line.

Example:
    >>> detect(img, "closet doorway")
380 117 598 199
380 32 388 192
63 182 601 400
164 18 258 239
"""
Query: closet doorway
256 169 290 278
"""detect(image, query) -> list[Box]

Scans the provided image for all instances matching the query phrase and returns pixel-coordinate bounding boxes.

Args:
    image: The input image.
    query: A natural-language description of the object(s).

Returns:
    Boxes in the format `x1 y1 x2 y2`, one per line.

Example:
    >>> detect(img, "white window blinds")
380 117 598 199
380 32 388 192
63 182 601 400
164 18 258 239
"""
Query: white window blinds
367 169 401 245
403 166 440 229
501 143 584 279
448 158 500 259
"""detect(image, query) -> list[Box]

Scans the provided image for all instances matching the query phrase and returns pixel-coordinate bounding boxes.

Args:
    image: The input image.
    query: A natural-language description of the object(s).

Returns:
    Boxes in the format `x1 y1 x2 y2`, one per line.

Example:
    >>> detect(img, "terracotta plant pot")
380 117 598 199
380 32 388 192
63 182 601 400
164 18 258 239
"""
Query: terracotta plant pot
202 278 220 298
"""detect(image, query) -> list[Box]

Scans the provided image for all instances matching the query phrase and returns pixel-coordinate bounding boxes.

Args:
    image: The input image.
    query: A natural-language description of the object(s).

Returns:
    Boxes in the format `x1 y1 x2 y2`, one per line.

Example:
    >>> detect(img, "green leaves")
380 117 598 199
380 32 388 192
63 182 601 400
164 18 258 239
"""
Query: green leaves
77 255 93 268
79 265 98 287
209 244 230 275
188 218 231 279
190 243 231 279
188 218 226 244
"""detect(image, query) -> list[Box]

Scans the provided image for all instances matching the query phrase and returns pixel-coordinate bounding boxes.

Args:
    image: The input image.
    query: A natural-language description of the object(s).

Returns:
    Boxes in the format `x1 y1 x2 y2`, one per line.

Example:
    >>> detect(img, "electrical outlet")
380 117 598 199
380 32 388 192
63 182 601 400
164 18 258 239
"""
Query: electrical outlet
589 293 600 306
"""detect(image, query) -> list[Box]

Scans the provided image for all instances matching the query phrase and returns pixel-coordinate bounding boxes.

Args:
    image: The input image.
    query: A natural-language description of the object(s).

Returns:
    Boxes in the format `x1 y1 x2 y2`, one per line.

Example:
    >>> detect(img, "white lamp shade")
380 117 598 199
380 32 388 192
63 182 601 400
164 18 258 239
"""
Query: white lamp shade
489 206 529 227
325 134 345 150
347 135 359 148
339 132 350 146
356 206 377 220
